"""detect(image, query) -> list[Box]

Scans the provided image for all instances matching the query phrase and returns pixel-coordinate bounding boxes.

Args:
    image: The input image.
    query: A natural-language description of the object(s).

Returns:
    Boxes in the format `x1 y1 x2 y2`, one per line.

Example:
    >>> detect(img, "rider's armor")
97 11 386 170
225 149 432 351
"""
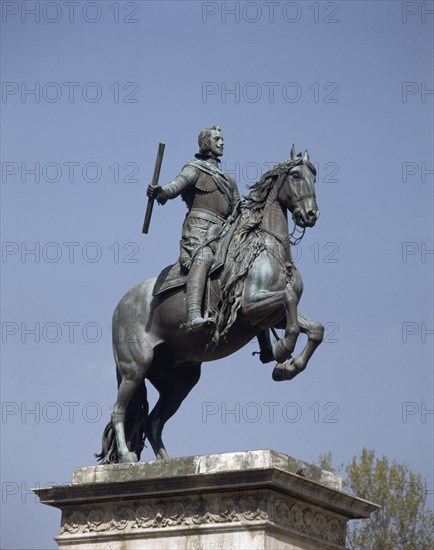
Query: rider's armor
157 154 240 331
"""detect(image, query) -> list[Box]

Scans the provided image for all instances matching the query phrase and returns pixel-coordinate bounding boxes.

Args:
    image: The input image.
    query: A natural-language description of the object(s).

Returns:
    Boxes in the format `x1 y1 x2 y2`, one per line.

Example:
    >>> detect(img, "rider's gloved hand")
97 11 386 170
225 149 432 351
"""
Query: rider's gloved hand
147 184 162 198
147 184 168 205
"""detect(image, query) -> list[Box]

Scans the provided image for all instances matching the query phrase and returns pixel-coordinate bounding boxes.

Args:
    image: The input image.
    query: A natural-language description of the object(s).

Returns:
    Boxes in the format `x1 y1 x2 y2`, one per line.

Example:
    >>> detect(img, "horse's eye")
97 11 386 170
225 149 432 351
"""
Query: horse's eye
291 172 300 180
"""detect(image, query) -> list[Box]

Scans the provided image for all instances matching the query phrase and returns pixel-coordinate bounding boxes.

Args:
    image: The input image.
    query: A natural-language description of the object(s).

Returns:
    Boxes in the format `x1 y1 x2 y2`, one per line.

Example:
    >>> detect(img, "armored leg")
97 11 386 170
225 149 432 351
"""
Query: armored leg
184 259 215 333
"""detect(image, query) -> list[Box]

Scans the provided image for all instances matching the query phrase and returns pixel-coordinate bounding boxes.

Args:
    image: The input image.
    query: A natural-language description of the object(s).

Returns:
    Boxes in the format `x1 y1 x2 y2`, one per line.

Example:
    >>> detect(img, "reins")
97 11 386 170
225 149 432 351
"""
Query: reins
288 219 306 246
261 170 313 247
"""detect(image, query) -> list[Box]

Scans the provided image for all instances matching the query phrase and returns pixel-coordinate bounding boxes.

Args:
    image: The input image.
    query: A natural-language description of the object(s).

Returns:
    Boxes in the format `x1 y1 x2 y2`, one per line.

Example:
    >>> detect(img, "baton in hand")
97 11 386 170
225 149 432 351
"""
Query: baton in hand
142 142 165 234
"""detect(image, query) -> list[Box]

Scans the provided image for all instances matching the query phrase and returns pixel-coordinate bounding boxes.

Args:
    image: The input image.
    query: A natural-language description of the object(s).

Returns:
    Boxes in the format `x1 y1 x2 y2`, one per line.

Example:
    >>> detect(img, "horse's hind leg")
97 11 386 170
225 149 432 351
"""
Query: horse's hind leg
147 362 201 460
257 329 274 363
112 358 147 463
273 312 323 381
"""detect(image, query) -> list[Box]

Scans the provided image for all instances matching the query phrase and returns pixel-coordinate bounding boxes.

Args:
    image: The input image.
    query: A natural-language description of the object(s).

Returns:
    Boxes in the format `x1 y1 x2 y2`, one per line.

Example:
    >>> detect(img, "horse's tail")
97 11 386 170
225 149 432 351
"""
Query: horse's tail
95 380 149 464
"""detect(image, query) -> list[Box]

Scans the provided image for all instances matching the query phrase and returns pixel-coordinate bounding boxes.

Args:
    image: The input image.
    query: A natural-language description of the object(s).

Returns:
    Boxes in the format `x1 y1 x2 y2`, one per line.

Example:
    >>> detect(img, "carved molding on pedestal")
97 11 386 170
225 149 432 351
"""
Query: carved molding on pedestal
60 492 346 546
270 498 345 546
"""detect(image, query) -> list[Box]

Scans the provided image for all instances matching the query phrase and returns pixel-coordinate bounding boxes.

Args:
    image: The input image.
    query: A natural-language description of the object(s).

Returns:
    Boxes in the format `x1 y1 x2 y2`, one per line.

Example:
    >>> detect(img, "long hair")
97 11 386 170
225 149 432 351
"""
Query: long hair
198 125 222 154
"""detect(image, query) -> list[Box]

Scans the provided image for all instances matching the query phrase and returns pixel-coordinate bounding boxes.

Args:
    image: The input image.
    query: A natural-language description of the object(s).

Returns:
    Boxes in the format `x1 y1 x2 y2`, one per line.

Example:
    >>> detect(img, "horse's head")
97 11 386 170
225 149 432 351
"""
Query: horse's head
277 145 319 228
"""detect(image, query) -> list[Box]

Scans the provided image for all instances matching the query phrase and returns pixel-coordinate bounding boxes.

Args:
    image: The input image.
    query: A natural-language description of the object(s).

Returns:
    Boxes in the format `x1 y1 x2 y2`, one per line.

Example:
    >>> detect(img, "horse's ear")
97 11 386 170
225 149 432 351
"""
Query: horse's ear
290 144 296 160
303 150 309 162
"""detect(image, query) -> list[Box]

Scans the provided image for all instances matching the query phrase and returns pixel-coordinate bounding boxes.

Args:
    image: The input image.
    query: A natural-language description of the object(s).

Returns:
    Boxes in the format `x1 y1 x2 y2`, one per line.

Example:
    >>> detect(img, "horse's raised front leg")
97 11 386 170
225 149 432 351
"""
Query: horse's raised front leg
242 285 300 363
273 312 323 381
270 284 300 363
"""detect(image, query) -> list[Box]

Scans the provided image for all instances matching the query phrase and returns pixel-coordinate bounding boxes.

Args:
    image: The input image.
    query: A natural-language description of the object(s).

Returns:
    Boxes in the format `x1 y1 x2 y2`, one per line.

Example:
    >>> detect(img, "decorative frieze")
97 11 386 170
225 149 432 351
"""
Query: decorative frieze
60 492 345 546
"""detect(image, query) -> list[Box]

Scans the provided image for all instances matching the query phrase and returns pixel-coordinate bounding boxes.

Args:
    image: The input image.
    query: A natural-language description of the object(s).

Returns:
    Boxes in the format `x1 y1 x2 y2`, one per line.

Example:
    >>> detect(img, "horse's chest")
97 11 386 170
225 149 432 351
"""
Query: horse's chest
266 241 292 269
252 248 290 289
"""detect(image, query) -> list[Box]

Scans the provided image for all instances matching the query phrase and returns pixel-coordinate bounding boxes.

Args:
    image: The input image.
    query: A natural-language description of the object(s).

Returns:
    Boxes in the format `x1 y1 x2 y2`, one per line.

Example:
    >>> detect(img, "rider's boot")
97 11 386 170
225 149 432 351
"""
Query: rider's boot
257 329 274 363
184 261 216 333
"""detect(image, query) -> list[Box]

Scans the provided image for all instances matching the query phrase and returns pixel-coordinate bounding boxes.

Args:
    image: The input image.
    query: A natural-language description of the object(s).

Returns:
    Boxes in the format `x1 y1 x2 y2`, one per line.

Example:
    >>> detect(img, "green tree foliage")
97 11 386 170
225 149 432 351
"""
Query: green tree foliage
318 448 434 550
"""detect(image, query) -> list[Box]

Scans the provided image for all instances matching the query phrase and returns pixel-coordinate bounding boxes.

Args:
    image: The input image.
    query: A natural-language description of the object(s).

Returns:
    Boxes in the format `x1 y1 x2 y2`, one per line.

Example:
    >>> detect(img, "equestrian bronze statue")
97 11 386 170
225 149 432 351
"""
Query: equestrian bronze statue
97 131 323 464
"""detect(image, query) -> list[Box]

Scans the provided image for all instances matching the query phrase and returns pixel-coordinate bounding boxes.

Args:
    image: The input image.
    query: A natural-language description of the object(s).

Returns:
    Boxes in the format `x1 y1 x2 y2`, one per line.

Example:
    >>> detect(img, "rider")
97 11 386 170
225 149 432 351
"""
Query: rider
147 126 240 333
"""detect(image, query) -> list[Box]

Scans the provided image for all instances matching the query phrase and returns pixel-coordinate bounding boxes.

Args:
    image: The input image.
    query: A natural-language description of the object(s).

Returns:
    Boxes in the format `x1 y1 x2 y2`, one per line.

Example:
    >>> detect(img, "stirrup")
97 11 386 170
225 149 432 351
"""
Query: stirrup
181 315 216 333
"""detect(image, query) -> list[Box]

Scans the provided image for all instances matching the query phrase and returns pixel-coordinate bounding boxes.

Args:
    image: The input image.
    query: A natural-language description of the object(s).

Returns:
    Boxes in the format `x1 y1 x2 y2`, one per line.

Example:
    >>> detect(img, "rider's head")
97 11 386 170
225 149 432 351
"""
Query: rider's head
198 126 224 157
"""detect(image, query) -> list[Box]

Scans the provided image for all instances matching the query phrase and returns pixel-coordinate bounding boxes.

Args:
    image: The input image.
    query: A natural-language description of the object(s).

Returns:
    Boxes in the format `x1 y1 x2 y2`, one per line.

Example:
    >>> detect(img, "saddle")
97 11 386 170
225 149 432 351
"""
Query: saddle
152 206 259 345
152 214 238 298
152 261 220 332
152 262 187 297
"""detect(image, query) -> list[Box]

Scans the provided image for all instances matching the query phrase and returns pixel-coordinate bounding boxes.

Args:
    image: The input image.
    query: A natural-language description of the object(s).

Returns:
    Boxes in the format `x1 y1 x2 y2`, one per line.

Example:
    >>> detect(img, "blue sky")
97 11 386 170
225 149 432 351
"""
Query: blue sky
1 1 433 548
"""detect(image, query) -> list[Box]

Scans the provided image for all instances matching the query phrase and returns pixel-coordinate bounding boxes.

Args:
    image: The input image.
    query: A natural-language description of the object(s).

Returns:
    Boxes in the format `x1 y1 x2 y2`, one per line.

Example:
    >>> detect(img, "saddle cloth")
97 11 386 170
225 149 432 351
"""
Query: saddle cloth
152 262 186 297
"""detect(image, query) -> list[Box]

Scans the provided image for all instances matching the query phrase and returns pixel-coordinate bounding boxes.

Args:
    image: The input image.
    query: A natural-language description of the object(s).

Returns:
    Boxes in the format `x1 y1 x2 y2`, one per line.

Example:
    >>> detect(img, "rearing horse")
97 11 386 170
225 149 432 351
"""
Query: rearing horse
97 146 323 464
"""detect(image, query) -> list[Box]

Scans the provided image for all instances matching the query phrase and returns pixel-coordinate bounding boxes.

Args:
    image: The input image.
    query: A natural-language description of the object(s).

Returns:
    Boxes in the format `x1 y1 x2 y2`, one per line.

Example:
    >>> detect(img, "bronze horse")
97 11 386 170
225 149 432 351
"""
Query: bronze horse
97 146 323 464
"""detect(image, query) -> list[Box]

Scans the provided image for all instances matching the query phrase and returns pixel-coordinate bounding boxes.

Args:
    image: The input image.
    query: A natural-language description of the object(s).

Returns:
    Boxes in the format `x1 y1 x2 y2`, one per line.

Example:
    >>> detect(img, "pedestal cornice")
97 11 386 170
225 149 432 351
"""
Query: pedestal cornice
34 450 380 549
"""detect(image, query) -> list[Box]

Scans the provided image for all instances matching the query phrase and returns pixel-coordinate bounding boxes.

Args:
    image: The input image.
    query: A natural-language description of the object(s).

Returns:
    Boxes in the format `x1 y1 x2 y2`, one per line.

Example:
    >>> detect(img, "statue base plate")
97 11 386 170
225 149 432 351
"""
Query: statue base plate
34 450 379 549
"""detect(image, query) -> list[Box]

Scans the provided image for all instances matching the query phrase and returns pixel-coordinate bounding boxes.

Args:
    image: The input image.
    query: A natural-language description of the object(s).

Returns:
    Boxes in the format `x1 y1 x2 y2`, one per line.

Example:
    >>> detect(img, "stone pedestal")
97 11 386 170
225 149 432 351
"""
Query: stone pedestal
34 450 379 549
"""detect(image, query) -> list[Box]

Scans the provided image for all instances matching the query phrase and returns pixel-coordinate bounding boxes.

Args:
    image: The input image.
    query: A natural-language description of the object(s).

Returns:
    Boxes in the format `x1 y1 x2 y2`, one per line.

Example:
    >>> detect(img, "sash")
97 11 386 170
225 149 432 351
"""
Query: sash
185 160 234 208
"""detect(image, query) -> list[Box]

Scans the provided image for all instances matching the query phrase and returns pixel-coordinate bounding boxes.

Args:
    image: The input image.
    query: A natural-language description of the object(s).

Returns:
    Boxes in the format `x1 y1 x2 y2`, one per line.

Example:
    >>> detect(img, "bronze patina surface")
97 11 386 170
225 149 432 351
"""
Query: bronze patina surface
97 132 322 464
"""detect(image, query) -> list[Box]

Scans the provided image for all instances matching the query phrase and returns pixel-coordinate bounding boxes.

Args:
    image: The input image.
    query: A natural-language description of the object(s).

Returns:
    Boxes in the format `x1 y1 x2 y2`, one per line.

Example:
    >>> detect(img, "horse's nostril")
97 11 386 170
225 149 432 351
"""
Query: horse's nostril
307 209 316 219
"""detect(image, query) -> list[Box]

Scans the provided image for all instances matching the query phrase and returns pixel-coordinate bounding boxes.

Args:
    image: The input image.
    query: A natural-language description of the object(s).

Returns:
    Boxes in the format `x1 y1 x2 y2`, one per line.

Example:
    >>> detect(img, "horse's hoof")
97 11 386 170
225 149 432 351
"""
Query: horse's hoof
272 360 303 382
157 449 170 460
272 339 294 364
118 451 138 463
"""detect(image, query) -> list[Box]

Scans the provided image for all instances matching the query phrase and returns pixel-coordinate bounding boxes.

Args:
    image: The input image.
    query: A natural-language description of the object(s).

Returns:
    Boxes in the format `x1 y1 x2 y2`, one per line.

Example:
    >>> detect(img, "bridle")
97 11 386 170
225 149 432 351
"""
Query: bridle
273 167 316 245
288 219 306 245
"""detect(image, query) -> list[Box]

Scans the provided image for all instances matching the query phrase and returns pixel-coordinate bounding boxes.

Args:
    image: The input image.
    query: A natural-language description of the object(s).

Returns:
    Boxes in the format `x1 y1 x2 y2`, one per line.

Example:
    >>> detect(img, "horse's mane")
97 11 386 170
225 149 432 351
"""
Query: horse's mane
211 157 316 346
